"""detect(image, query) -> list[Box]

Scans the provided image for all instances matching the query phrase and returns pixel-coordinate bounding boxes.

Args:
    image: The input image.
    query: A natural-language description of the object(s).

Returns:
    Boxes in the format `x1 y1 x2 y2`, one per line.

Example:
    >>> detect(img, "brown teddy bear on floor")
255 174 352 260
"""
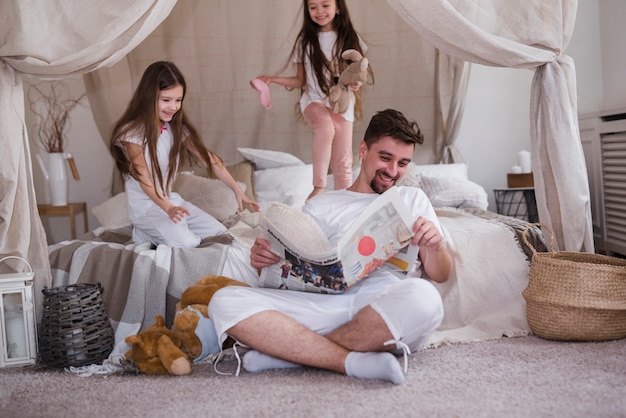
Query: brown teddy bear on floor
173 275 250 361
124 315 192 375
125 275 250 375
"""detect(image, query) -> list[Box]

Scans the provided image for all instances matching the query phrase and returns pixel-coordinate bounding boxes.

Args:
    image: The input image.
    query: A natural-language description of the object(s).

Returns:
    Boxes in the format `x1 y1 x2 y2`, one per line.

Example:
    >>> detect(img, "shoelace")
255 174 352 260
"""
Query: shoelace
212 343 243 377
384 339 411 373
66 355 125 377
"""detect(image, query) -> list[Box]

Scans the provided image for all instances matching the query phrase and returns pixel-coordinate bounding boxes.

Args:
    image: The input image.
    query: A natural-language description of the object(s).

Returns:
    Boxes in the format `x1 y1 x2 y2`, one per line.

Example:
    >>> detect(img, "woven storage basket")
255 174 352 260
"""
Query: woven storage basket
39 283 114 368
521 223 626 341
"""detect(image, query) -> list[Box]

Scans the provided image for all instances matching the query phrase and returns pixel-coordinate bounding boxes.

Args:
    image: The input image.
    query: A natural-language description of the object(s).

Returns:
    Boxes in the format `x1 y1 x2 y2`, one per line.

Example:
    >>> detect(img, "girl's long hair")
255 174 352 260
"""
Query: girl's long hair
110 61 220 194
288 0 373 121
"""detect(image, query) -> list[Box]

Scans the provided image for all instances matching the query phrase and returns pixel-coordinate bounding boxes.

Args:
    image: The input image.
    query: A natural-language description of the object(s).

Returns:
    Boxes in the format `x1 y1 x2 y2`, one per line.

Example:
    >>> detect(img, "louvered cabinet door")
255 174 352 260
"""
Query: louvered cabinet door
600 131 626 256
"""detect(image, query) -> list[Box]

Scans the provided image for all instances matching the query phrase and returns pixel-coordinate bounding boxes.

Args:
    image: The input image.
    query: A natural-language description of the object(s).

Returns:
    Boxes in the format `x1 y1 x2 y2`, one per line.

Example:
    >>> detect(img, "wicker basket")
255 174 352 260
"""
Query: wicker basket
521 223 626 341
38 283 114 368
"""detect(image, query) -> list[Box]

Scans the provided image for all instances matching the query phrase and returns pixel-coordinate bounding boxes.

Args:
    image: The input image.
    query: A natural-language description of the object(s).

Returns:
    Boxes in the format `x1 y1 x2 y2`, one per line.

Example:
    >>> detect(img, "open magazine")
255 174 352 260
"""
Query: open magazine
258 186 419 294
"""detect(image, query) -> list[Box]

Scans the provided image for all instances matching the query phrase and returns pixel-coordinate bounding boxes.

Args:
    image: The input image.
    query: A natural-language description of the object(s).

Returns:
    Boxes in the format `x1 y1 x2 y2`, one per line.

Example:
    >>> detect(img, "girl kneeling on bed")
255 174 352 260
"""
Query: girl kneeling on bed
110 61 259 248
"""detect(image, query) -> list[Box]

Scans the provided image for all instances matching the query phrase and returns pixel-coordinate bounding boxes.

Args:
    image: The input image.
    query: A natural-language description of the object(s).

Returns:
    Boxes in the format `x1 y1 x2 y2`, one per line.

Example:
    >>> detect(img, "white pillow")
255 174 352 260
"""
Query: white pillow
420 175 488 210
398 162 469 188
414 162 468 180
92 192 131 229
253 164 313 209
173 173 242 222
238 147 304 170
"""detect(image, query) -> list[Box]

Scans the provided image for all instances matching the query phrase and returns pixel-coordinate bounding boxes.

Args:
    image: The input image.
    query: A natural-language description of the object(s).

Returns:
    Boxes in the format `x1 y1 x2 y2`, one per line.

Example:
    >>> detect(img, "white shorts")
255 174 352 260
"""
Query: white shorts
208 272 444 352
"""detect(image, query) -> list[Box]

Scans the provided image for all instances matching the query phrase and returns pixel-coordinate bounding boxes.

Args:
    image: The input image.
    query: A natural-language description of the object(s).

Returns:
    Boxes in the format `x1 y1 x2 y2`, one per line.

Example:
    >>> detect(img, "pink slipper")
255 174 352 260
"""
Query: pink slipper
250 78 272 110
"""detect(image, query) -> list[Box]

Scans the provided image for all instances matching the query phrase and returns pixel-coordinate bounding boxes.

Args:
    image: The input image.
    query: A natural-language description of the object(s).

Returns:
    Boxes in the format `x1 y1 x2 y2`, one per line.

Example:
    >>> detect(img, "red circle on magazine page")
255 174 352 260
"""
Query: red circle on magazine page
358 236 376 256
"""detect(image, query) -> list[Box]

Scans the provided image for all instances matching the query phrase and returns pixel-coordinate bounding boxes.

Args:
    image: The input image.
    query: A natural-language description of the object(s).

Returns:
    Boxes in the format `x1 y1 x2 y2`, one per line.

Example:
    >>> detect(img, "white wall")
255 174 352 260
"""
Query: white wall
28 2 619 242
566 0 603 114
456 66 533 211
599 0 626 110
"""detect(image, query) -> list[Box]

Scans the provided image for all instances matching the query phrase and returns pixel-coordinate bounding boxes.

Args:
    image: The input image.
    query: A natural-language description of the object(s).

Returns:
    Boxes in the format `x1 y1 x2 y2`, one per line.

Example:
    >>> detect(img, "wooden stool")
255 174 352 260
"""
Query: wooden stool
37 202 88 240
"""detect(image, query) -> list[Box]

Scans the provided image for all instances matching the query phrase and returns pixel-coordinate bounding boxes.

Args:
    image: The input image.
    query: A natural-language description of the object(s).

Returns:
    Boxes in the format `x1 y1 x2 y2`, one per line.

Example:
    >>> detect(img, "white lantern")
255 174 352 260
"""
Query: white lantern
0 257 37 367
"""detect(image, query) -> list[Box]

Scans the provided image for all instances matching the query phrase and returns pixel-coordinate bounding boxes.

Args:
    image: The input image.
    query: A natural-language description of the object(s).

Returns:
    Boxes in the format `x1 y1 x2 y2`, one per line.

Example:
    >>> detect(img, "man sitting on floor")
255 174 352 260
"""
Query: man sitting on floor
209 108 452 384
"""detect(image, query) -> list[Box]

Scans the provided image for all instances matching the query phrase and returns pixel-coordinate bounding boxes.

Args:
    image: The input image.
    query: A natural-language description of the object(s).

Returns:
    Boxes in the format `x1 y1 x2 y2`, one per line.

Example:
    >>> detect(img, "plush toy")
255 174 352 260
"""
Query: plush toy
328 49 369 114
125 275 249 375
172 275 250 363
124 315 192 375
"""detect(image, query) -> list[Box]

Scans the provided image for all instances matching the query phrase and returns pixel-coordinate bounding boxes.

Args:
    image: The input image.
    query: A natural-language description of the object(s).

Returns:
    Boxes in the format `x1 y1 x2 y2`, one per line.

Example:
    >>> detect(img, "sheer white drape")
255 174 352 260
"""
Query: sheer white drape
387 0 592 252
0 0 176 314
436 51 470 164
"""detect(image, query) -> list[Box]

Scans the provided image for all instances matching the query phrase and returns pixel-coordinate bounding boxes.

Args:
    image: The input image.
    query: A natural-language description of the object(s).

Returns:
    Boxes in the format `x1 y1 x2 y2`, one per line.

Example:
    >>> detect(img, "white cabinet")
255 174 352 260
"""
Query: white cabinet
579 108 626 256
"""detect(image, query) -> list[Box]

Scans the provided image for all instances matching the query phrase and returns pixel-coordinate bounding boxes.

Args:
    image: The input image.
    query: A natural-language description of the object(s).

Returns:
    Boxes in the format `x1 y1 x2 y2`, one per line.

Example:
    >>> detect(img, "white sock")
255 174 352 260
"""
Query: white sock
344 351 405 385
242 350 302 373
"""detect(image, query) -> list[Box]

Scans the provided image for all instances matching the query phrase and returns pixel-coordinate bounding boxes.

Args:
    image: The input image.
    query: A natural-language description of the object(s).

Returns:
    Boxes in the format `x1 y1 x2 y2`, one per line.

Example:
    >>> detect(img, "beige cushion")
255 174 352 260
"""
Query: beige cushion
178 160 256 201
91 192 131 229
173 173 243 222
420 175 488 210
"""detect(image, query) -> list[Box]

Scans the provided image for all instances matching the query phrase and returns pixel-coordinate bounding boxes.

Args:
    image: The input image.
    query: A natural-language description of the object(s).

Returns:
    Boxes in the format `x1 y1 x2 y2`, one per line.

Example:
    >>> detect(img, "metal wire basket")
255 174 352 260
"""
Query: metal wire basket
38 283 114 368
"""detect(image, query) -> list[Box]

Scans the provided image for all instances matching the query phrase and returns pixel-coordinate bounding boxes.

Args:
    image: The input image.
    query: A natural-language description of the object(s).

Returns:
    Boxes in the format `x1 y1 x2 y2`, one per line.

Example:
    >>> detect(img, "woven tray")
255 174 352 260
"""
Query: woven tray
521 223 626 341
39 283 114 368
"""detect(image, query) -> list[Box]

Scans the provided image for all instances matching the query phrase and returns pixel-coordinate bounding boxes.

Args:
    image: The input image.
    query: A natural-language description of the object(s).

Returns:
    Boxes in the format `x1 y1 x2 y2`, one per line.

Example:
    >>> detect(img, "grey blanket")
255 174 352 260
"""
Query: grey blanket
47 227 232 360
462 208 547 261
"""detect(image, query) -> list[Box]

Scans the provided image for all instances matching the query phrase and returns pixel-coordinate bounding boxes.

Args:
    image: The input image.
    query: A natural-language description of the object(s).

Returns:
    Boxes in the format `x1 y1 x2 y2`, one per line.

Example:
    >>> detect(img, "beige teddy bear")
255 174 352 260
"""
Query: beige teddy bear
328 49 369 114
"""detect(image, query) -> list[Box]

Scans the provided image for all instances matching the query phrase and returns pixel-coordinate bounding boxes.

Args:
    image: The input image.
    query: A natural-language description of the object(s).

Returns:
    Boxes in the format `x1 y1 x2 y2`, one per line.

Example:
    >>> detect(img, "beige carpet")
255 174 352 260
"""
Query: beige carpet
1 335 624 418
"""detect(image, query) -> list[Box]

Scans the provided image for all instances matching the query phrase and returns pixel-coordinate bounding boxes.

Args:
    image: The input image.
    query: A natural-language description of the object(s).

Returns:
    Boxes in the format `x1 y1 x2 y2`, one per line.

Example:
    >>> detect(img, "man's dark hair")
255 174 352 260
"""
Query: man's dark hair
363 109 424 148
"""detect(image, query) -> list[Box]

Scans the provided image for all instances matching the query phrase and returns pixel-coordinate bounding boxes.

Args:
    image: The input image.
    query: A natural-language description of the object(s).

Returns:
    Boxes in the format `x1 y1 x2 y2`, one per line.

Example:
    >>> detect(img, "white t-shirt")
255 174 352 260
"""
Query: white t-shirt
120 123 181 221
303 186 443 277
294 31 367 122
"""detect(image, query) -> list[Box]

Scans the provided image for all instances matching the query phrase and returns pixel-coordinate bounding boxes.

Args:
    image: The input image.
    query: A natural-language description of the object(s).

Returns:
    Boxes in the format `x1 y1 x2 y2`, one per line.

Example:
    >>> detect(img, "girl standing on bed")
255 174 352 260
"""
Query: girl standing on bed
110 61 259 248
253 0 372 201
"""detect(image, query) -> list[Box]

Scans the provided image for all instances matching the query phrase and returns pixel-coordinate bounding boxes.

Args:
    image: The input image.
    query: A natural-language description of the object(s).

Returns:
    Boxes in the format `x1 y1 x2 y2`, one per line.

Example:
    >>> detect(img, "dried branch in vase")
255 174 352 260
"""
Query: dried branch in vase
27 81 86 153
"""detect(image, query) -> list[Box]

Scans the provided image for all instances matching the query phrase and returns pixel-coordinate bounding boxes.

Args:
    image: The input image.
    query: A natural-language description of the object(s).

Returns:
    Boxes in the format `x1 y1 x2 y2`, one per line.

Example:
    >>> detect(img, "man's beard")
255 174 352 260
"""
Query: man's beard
370 170 399 194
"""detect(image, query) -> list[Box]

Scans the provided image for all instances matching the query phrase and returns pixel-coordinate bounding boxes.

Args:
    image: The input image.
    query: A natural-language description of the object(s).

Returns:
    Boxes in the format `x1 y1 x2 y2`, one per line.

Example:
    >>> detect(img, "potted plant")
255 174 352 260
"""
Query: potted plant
27 81 84 206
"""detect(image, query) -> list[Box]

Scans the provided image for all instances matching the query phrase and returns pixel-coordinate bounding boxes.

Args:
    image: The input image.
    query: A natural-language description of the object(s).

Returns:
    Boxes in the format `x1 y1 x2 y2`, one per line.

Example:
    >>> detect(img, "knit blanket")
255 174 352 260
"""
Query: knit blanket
47 227 231 362
426 208 545 347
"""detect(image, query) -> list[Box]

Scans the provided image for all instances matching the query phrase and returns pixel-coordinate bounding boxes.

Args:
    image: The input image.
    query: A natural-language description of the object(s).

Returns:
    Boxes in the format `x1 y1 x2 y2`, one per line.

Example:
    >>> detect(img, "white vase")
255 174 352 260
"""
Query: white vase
36 152 68 206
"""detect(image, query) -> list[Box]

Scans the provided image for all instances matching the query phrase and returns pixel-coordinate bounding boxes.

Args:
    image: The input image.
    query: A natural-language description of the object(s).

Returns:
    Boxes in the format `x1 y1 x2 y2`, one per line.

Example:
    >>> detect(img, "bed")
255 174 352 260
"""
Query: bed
47 148 546 363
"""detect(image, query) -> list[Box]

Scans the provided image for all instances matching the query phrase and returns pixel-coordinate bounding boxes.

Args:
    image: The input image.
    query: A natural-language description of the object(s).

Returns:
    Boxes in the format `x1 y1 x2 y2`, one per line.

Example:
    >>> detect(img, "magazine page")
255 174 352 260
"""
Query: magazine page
337 186 417 287
259 203 346 294
259 187 417 293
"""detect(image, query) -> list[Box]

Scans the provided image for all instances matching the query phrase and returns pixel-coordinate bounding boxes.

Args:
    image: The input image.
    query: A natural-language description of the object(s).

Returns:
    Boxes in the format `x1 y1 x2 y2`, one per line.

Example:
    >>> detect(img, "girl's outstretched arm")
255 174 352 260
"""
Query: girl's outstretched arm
257 63 305 90
186 142 260 213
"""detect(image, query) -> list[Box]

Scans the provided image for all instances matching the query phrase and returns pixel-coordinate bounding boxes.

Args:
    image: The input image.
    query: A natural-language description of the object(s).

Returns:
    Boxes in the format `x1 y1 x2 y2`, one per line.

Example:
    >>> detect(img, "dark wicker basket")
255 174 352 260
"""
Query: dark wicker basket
39 283 114 368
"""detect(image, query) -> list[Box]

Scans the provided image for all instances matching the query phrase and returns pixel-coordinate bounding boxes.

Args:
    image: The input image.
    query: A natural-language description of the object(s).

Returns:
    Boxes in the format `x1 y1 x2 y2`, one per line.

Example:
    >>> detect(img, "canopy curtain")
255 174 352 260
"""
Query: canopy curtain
387 0 592 252
436 51 470 164
0 0 176 314
84 0 443 199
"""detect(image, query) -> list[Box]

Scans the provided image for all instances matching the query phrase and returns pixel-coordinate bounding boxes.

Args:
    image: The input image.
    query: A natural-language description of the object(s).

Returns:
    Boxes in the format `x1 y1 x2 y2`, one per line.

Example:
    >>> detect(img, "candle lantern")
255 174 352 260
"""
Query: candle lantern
0 257 37 367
